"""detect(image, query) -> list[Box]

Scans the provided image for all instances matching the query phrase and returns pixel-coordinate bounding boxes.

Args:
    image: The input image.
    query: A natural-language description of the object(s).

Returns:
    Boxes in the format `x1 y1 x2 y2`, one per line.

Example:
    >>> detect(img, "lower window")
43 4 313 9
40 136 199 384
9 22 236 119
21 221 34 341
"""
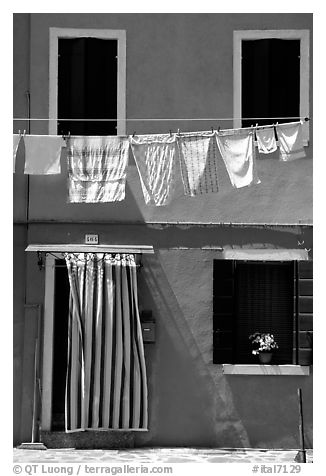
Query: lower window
213 259 313 365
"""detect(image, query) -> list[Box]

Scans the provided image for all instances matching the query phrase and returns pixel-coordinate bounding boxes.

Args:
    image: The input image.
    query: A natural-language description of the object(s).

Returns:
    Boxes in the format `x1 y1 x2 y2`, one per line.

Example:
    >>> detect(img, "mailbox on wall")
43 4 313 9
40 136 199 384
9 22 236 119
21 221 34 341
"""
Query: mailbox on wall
140 310 155 343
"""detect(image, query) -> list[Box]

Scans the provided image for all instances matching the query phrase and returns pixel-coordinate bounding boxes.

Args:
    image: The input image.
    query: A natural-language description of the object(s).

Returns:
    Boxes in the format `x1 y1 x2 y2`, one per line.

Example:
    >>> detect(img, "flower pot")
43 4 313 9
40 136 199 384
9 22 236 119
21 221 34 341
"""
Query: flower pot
258 352 273 364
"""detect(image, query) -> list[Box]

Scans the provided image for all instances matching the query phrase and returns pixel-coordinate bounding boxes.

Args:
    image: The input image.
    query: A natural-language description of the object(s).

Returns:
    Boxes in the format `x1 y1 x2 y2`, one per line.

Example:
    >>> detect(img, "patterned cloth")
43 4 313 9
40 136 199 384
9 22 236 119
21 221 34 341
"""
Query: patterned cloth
13 134 21 172
67 136 130 203
24 135 64 174
256 126 277 154
130 134 177 206
216 129 261 188
176 131 219 196
276 121 306 161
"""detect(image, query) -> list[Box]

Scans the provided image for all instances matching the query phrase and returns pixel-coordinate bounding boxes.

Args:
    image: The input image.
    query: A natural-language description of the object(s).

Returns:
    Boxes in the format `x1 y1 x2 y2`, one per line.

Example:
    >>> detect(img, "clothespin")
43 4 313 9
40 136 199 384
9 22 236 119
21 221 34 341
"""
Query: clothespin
169 130 172 137
211 127 214 134
217 126 221 133
177 128 180 135
23 129 26 137
132 131 136 138
62 131 70 143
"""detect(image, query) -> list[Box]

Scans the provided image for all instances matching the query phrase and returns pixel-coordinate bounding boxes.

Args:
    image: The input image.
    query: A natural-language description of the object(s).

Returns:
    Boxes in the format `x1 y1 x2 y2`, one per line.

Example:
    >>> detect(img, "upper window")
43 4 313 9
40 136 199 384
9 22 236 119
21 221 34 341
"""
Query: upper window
233 30 310 142
58 38 118 136
49 28 126 136
213 259 313 366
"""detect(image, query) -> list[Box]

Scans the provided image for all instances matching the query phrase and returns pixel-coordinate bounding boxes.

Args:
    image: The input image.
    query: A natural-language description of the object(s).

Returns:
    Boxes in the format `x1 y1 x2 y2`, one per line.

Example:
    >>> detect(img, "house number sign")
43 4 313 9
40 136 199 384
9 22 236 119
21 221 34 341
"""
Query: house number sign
85 234 99 244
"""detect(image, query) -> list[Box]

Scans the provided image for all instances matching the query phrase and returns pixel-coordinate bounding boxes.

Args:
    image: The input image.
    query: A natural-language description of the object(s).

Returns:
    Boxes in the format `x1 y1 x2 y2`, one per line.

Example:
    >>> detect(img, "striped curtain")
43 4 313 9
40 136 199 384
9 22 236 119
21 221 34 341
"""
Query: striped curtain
64 253 148 431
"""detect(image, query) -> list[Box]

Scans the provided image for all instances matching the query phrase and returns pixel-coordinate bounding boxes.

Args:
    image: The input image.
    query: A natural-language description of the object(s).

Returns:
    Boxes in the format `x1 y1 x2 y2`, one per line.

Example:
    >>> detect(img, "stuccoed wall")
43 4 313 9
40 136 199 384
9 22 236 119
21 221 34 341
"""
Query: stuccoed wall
17 224 313 448
13 13 313 225
13 13 313 447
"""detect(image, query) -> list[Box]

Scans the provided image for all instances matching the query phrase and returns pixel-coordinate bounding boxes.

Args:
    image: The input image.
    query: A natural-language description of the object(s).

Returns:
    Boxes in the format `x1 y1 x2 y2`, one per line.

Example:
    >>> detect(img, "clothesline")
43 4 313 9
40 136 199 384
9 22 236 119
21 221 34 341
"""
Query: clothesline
15 119 310 139
14 121 307 206
13 116 310 122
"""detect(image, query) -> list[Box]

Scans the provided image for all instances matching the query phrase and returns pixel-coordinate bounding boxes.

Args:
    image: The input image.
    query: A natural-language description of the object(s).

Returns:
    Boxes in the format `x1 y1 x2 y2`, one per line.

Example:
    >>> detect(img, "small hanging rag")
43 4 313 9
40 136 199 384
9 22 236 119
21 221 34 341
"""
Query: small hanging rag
13 134 21 172
130 133 177 206
67 136 130 203
24 135 64 174
176 131 219 196
216 129 261 188
256 126 277 154
276 121 306 161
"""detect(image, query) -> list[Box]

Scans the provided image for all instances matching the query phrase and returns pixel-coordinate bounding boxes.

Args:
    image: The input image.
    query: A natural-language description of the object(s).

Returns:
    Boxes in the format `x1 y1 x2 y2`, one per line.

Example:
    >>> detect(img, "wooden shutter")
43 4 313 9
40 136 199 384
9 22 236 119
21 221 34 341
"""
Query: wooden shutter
213 260 236 363
294 261 313 365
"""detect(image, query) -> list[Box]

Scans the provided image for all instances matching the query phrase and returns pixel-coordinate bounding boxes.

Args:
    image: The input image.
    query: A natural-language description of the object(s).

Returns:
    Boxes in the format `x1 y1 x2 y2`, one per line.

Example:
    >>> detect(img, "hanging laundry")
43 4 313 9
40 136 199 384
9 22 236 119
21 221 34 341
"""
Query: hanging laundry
67 136 130 203
24 135 64 174
276 121 306 161
256 127 277 154
216 129 261 188
130 134 177 206
13 134 21 172
176 131 219 196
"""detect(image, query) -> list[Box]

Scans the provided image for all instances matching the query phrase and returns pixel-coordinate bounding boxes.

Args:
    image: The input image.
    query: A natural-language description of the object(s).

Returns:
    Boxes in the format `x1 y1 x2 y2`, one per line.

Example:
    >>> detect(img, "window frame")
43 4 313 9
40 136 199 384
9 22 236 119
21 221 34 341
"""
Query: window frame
233 29 310 144
49 28 126 136
213 253 312 376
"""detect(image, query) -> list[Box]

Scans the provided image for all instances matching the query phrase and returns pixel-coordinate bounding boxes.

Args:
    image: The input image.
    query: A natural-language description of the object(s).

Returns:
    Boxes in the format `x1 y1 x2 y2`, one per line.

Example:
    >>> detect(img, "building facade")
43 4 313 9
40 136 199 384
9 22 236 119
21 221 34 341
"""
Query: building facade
13 13 313 449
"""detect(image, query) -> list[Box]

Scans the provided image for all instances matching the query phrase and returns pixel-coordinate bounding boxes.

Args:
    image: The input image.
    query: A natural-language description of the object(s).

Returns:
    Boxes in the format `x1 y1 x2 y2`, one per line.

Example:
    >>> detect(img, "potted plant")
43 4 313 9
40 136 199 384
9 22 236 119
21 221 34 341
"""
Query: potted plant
249 332 278 364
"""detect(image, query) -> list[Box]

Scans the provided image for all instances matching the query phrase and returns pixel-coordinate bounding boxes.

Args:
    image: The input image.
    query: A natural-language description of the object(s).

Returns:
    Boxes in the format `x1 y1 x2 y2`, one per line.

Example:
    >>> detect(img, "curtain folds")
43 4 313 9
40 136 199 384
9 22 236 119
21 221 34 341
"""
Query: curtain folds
64 253 148 431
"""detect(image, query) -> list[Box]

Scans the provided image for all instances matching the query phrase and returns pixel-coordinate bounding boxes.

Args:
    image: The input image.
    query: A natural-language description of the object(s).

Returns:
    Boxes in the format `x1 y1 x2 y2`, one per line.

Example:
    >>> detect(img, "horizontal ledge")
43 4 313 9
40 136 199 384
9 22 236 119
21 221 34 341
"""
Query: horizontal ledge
222 364 310 376
14 220 313 227
25 244 155 254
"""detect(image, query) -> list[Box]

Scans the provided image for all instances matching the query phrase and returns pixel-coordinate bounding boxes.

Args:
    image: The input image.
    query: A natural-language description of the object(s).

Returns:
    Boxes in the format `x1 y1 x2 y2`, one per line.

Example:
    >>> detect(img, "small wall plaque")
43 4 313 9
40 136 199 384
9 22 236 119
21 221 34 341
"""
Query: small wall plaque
85 234 99 244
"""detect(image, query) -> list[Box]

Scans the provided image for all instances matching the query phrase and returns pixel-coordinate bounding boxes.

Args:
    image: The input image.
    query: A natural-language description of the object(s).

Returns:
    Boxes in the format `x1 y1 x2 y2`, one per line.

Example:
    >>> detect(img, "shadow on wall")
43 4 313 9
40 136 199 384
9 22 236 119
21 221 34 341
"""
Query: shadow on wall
134 252 250 448
225 376 313 449
134 250 313 449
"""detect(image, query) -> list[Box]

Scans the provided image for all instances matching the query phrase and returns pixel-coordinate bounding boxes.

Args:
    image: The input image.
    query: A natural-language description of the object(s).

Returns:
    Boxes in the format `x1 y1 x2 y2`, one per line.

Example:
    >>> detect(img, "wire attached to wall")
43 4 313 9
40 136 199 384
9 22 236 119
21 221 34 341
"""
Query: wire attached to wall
13 116 311 122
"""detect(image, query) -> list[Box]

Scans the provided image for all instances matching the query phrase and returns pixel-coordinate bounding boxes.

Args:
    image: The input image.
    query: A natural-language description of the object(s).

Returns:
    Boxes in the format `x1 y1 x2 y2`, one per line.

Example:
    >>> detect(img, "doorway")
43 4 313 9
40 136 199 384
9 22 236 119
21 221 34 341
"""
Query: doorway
51 260 70 430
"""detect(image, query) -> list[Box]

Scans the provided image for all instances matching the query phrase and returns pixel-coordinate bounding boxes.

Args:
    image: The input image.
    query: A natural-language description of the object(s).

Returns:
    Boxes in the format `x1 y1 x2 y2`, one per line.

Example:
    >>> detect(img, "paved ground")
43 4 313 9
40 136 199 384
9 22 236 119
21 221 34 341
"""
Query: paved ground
13 447 313 464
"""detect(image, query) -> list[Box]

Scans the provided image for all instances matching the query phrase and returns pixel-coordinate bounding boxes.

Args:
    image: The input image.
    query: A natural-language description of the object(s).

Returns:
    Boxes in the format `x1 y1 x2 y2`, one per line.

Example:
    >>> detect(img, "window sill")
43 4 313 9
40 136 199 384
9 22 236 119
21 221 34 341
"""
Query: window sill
222 364 310 376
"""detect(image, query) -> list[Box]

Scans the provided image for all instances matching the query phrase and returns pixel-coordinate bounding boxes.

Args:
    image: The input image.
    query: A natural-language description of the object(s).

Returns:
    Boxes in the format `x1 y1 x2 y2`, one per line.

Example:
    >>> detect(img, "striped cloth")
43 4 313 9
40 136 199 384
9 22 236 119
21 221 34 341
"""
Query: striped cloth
64 253 148 431
67 137 130 202
130 134 177 206
176 131 219 196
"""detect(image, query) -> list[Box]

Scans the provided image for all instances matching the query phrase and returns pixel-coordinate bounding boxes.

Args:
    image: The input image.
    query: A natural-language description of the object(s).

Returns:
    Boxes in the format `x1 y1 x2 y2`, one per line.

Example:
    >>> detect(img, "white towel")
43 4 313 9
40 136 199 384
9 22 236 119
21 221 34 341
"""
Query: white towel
67 136 130 203
130 134 176 206
276 122 306 161
176 131 219 196
13 134 21 172
256 127 277 154
24 135 64 174
216 130 261 188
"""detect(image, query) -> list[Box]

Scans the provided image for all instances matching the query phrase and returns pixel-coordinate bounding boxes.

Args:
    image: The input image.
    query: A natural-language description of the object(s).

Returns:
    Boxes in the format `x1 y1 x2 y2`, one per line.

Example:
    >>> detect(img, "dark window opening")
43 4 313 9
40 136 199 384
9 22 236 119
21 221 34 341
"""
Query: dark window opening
52 260 70 431
213 260 295 365
234 262 294 364
241 39 300 127
58 38 118 136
